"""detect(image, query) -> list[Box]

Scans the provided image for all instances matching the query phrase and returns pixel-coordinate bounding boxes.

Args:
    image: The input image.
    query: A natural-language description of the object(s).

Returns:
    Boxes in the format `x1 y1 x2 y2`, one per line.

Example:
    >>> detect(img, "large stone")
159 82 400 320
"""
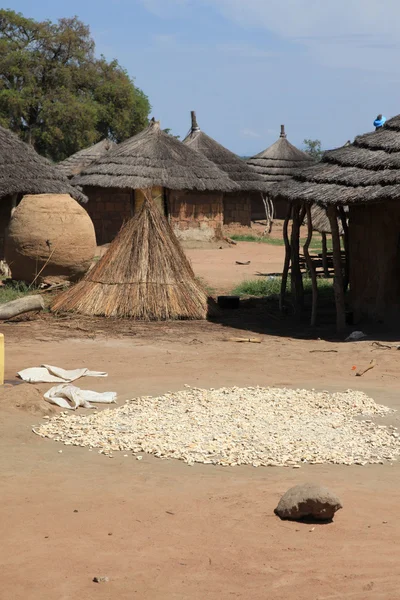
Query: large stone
274 483 342 521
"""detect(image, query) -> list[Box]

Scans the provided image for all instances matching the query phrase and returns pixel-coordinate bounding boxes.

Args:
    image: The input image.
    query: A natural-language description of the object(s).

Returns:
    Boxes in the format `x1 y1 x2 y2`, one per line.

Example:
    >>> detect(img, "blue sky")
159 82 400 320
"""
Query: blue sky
8 0 400 155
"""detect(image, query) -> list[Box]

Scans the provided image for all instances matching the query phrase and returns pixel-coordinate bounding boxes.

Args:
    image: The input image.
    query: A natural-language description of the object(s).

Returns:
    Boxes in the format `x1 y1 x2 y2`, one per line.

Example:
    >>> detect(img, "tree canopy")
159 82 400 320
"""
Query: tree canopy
303 139 323 161
0 10 151 161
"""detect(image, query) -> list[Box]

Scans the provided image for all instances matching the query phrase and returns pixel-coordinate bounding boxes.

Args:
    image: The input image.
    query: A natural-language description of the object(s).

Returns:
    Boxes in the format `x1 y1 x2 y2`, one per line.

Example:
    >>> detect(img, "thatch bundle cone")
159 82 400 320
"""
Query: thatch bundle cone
5 194 96 284
51 192 209 320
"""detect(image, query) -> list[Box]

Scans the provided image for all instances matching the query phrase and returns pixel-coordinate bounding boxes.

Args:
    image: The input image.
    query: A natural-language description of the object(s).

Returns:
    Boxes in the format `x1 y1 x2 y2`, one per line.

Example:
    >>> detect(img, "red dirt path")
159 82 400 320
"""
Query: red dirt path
1 311 400 599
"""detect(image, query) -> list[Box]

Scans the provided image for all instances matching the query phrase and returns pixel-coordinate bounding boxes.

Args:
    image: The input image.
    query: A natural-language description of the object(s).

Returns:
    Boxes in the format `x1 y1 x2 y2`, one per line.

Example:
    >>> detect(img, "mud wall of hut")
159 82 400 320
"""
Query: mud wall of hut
168 190 224 241
223 194 251 227
349 203 400 323
84 186 132 245
84 186 225 244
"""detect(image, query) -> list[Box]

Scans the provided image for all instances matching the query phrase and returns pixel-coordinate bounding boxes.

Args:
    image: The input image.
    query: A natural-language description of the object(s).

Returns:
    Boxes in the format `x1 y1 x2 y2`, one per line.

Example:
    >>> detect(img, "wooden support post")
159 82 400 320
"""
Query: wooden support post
290 203 305 314
328 205 346 332
339 206 349 292
321 233 329 278
280 203 292 312
303 204 318 326
10 194 17 217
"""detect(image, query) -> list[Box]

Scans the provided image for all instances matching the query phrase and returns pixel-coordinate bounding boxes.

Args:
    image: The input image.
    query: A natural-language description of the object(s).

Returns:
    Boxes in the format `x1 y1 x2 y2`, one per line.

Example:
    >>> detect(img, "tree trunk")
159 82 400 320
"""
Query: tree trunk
303 204 318 326
321 233 329 277
290 203 305 314
0 295 44 320
339 206 350 292
328 205 346 332
280 203 292 312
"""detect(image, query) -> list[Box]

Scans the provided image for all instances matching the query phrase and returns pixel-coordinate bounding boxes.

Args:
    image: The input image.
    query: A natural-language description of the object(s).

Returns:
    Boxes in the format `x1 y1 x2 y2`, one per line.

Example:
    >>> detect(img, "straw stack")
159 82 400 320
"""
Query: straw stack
51 192 209 320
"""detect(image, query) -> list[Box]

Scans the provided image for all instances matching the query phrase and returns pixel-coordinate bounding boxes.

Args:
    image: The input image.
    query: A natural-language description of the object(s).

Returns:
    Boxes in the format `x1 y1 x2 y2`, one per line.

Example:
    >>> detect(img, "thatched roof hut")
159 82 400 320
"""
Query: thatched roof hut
268 116 400 204
73 120 237 192
72 119 239 245
270 116 400 329
58 139 116 178
52 193 209 320
245 125 314 220
246 125 314 184
183 112 269 192
0 125 86 203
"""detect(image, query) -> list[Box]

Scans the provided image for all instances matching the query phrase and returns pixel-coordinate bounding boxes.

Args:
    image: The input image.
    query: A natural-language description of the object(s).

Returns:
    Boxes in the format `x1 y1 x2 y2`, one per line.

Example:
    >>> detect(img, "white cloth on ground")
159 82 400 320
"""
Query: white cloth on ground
44 384 117 410
17 364 108 384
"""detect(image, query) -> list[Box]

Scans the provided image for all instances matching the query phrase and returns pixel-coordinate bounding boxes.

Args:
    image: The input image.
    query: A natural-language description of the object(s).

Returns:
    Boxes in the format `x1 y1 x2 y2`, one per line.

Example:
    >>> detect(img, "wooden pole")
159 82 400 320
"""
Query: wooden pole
328 205 346 332
10 194 17 217
280 203 292 312
290 203 305 313
321 233 329 277
338 206 350 292
303 204 318 326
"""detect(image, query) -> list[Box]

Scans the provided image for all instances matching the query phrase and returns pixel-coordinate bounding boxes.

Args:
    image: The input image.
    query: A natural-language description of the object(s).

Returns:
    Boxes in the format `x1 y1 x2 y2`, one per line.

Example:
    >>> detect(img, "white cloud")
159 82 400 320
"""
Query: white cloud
240 128 261 138
217 43 277 58
140 0 400 70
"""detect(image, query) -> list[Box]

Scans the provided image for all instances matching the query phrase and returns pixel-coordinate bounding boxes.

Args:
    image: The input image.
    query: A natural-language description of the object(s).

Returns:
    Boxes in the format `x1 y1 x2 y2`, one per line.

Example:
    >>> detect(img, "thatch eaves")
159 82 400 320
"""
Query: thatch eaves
58 139 116 178
183 112 270 192
270 115 400 205
0 126 87 203
246 125 314 184
73 120 238 192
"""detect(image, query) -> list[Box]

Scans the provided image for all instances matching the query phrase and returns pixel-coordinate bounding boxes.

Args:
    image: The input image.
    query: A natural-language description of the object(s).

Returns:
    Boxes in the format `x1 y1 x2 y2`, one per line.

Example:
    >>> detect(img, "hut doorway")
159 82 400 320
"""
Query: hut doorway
134 187 168 217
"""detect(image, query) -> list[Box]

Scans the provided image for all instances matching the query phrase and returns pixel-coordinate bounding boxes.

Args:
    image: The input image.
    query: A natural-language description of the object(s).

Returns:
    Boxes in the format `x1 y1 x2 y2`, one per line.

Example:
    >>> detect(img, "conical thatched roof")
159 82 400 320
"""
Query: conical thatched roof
306 205 345 235
270 116 400 205
73 120 238 192
183 112 269 192
58 139 116 177
51 193 209 320
246 125 314 184
0 125 87 203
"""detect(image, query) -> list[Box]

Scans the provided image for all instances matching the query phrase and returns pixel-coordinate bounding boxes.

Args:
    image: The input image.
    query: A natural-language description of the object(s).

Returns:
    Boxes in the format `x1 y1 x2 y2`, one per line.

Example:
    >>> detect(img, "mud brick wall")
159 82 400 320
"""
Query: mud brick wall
223 193 251 226
168 190 224 241
84 186 131 245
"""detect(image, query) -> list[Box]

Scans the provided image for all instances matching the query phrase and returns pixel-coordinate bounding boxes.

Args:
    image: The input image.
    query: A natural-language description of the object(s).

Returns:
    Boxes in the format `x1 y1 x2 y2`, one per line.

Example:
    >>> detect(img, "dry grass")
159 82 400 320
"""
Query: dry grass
51 191 209 320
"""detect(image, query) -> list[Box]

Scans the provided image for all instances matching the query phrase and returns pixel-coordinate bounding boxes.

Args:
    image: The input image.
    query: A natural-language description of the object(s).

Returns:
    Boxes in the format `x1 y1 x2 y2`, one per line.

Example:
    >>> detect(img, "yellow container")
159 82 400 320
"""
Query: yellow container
0 333 4 385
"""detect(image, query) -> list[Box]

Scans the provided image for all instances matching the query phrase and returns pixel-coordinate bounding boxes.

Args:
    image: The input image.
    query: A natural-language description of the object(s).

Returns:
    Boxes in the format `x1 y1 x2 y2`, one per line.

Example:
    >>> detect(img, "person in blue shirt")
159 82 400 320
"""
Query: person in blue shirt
374 114 386 130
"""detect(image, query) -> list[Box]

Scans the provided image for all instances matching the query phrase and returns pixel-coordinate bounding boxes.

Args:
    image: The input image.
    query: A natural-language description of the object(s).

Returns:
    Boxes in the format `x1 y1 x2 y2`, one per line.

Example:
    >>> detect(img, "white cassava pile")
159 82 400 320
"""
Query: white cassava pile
34 386 400 467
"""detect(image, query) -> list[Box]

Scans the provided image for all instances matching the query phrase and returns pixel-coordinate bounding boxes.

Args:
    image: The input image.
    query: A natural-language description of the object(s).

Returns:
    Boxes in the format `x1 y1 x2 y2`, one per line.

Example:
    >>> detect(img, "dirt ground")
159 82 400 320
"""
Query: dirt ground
2 244 400 599
186 241 284 292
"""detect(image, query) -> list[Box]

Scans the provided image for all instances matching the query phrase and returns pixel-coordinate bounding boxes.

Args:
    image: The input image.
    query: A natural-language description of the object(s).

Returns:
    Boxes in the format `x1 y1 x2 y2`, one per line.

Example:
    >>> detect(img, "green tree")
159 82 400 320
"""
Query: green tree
0 10 151 160
303 139 323 161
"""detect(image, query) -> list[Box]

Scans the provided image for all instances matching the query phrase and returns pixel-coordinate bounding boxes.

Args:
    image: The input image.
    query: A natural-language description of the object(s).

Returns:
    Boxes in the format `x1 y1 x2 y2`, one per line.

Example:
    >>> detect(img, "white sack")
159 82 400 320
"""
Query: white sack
44 384 117 410
18 364 108 384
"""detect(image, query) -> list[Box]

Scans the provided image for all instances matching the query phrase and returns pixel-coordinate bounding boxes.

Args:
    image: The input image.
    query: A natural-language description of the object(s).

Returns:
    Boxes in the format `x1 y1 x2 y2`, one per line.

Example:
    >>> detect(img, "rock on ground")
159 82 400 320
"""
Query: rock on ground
274 483 343 521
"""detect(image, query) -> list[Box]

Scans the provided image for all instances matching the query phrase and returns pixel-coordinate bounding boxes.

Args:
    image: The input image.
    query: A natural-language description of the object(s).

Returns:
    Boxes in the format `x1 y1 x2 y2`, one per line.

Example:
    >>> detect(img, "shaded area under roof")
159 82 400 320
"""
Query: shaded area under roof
183 112 270 192
58 139 116 178
0 126 87 203
73 120 238 193
246 125 314 184
270 116 400 205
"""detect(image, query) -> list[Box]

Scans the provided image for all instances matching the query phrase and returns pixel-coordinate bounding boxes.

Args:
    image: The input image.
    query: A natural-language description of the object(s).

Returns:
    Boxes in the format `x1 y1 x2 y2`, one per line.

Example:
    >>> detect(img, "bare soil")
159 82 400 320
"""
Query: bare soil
2 243 400 599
